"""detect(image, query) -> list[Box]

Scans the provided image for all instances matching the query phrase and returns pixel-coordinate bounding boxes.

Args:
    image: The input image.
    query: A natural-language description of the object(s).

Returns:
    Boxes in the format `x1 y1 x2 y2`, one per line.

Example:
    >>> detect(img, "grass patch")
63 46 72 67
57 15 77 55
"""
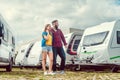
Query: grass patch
0 68 120 80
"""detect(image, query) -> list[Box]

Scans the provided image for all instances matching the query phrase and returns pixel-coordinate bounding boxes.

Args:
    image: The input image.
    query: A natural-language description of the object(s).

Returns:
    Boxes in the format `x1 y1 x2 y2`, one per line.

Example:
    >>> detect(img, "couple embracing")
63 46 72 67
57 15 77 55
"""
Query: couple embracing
41 20 67 75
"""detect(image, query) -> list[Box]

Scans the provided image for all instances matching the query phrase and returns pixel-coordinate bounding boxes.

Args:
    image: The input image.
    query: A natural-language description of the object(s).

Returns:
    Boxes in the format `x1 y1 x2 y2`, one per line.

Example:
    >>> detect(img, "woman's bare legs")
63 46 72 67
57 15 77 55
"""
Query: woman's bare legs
48 52 53 72
42 51 47 72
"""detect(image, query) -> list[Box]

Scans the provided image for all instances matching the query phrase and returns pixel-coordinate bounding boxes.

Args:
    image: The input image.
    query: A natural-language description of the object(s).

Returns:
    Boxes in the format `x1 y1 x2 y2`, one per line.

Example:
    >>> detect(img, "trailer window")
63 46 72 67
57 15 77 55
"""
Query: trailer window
67 35 81 55
117 31 120 44
73 40 80 51
26 43 34 57
83 31 109 46
2 24 8 42
0 22 2 36
12 37 15 45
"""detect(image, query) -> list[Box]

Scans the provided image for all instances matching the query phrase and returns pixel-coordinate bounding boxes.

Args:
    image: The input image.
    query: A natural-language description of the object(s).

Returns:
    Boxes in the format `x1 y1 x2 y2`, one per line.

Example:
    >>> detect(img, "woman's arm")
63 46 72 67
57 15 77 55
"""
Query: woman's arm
43 35 48 40
43 32 49 40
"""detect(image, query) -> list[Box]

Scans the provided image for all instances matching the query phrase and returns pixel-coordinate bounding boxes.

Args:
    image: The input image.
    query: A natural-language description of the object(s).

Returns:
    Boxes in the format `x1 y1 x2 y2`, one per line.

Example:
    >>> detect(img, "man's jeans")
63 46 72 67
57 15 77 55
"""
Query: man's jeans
52 47 66 71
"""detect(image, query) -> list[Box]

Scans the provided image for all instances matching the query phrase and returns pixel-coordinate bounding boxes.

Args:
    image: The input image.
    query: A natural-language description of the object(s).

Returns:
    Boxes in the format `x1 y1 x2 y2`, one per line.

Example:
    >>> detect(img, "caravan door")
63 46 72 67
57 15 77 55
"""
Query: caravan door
110 29 120 63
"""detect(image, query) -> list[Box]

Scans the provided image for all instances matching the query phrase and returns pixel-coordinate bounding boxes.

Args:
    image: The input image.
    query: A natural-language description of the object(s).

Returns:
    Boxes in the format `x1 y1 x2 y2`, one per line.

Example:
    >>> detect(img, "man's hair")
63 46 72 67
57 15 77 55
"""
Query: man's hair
52 20 58 24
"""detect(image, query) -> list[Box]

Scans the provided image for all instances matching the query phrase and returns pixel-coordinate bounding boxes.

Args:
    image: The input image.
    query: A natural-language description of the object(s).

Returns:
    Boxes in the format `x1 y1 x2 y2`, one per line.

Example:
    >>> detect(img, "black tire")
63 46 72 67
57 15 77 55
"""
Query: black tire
6 61 12 72
111 66 119 73
20 66 23 69
74 65 81 71
37 65 42 69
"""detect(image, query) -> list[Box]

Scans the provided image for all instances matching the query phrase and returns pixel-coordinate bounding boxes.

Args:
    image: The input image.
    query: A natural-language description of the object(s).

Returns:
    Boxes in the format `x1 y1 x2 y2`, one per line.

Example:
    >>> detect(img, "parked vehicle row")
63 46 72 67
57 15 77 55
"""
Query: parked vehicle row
15 20 120 72
1 13 120 72
15 32 83 68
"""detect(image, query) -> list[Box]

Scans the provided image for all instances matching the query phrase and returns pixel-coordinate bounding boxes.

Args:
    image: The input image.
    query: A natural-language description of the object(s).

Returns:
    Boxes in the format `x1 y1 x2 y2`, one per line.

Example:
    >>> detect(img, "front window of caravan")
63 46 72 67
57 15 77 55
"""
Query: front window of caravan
117 31 120 44
83 31 109 46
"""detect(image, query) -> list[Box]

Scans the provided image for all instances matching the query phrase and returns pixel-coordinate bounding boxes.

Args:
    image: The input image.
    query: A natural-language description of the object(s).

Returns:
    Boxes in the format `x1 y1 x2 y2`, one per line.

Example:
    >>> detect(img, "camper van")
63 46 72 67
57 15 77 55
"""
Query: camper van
15 43 34 66
57 32 83 66
0 15 15 71
78 20 120 72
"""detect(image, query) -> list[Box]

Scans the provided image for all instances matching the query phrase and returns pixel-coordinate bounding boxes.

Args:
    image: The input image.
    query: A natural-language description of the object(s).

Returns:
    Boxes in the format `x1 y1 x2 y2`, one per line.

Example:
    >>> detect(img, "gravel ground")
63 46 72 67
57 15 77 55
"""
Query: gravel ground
0 68 120 80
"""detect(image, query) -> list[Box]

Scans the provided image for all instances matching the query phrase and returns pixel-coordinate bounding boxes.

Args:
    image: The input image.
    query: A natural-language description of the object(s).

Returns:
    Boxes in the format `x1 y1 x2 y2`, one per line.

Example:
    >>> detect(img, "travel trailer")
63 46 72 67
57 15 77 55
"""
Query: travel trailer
15 40 50 68
0 15 15 71
22 41 44 68
15 43 34 66
78 20 120 72
57 32 83 66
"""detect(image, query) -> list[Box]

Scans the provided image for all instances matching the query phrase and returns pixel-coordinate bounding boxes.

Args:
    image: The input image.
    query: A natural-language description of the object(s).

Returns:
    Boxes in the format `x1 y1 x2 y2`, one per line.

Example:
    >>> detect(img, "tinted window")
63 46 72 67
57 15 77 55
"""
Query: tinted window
12 37 15 45
0 21 2 36
2 24 8 41
73 40 80 51
83 31 109 46
117 31 120 44
26 43 34 57
67 35 81 55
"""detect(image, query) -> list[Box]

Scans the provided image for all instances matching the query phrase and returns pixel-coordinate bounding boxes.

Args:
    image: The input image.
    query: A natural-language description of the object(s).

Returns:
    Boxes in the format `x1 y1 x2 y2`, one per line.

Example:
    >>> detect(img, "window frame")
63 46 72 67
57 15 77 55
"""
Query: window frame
83 31 109 47
117 31 120 44
2 24 8 42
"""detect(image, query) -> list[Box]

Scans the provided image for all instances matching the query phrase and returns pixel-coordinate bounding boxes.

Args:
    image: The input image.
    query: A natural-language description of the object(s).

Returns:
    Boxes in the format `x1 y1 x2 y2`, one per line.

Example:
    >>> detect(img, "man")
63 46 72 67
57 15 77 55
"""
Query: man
51 20 67 74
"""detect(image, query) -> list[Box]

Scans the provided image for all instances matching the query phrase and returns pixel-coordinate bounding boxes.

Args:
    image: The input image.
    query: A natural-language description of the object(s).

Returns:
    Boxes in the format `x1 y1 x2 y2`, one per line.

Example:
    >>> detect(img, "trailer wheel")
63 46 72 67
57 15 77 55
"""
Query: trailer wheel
111 66 119 73
74 65 81 71
20 66 23 69
6 60 12 72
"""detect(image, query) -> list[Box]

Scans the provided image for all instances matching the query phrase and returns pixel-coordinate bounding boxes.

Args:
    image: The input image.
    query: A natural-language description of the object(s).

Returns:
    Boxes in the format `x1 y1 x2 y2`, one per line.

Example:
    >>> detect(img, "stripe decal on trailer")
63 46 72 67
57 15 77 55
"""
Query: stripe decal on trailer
110 56 120 60
81 51 97 54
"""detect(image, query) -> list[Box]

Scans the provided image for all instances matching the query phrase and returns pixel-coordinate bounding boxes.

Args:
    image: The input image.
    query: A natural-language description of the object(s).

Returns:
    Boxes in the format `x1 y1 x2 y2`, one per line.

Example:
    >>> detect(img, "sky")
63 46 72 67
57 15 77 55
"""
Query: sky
0 0 120 44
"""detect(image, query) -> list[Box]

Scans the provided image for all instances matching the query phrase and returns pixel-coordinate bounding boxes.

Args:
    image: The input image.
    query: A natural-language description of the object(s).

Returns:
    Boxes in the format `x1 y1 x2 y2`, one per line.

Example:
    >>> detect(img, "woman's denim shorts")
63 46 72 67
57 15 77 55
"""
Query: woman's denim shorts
42 46 53 53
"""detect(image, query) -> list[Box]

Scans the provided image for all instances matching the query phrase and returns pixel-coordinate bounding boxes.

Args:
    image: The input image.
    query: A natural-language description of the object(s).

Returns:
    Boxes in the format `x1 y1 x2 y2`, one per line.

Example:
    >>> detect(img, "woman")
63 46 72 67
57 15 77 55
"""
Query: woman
41 24 54 75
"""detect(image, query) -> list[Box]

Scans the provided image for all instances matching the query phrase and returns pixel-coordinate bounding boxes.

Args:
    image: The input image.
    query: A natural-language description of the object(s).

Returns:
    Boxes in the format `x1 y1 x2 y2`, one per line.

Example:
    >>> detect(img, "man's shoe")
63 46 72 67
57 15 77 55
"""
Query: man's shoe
60 70 65 74
53 71 58 74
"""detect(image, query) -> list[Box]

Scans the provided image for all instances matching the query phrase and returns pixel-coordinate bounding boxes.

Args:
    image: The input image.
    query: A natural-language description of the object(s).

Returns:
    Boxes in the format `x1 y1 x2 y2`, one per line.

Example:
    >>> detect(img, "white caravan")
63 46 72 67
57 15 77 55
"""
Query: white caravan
57 32 83 66
15 43 34 66
23 41 44 68
78 20 120 72
0 15 15 71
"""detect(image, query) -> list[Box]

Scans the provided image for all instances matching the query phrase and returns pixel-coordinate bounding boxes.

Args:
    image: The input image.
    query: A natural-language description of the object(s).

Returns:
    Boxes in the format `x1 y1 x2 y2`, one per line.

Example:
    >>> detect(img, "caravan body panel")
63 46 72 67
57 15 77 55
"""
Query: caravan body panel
15 43 32 65
108 20 120 64
79 20 120 64
25 41 42 66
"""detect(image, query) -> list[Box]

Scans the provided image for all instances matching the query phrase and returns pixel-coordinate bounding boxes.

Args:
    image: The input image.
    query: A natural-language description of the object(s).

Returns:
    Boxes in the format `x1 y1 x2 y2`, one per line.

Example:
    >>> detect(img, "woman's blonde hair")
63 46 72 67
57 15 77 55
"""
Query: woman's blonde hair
44 24 51 32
